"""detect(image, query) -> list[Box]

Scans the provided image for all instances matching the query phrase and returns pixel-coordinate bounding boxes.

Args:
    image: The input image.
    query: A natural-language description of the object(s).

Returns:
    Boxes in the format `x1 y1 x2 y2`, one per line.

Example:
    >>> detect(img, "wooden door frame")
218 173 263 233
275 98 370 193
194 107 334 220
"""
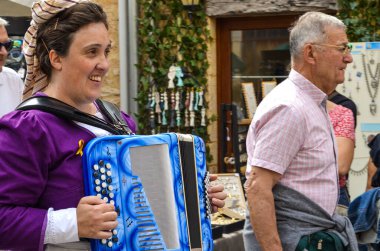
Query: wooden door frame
216 15 298 172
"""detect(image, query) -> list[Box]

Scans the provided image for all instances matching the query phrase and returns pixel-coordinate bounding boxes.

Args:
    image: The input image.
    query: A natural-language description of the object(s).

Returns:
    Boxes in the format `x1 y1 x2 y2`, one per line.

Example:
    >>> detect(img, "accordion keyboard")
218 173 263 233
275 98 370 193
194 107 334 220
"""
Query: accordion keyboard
83 133 213 251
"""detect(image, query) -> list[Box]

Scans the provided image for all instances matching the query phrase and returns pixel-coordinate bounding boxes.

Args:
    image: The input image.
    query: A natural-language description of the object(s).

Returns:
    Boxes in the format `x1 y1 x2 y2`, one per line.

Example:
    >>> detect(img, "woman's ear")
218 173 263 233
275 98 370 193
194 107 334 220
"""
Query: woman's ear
49 50 62 71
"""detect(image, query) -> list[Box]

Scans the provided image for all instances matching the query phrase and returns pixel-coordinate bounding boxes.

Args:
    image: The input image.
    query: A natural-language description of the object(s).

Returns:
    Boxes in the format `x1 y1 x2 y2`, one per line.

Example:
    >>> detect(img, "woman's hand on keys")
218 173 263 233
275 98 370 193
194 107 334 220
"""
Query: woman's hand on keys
77 196 118 239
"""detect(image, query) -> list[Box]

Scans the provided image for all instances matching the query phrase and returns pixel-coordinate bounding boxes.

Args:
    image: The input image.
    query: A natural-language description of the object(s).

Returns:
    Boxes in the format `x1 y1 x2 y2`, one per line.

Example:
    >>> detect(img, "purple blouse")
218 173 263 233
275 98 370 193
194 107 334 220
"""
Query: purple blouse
0 99 136 250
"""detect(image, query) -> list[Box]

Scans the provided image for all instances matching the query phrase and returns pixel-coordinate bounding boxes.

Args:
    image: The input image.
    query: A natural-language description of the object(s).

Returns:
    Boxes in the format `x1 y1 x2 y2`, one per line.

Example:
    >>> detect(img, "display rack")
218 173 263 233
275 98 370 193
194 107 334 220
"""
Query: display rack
219 103 248 178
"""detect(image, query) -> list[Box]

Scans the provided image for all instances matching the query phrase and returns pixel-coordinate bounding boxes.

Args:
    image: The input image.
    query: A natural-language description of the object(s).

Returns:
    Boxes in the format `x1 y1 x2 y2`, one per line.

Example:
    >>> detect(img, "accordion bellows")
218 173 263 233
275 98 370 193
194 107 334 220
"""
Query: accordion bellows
83 133 213 251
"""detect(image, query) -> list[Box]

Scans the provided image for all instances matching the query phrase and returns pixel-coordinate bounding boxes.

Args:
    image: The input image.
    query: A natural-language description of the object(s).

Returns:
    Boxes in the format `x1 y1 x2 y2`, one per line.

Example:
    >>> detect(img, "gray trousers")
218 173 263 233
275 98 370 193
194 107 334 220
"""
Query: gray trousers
242 209 260 251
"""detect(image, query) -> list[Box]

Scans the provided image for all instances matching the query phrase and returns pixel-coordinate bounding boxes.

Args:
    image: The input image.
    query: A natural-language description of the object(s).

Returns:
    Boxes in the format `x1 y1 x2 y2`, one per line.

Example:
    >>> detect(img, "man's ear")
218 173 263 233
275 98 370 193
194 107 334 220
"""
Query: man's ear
49 50 62 71
304 44 317 65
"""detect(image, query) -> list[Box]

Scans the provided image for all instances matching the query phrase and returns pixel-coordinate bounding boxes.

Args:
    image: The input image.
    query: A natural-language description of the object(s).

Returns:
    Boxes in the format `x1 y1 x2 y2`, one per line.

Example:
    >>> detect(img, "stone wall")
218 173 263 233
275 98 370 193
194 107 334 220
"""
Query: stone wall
94 0 121 105
206 18 218 173
206 0 338 17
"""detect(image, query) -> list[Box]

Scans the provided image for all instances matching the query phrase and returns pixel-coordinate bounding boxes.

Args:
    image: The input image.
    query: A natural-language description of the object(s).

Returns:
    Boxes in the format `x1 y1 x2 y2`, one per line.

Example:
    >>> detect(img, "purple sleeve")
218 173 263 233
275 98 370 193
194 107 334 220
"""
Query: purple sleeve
121 111 137 133
0 111 51 250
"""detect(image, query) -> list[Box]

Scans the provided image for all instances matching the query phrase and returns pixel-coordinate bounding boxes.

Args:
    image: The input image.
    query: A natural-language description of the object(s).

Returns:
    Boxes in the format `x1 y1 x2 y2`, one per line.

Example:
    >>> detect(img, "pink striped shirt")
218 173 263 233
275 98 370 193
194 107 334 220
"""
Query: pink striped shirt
246 70 338 215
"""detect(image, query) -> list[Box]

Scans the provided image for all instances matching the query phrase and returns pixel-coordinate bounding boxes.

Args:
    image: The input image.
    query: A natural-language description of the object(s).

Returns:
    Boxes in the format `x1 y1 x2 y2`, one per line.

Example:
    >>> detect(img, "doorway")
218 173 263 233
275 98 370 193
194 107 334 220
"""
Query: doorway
216 15 296 173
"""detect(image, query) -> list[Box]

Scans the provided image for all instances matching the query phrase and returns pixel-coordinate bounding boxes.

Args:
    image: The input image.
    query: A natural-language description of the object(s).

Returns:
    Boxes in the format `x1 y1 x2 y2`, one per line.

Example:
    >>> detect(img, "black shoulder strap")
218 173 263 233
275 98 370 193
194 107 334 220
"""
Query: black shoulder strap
95 99 133 135
16 96 131 135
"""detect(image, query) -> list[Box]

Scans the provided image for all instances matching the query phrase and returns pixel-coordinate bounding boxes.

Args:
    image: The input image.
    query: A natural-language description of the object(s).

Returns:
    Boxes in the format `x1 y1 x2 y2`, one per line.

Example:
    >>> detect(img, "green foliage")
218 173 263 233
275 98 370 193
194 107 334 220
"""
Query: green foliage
337 0 380 42
136 0 215 161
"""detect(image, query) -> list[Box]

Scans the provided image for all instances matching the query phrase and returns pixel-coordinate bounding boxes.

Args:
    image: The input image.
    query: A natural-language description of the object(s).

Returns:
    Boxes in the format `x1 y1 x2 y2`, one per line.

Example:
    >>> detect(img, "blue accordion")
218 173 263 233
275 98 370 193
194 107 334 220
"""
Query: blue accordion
82 133 213 251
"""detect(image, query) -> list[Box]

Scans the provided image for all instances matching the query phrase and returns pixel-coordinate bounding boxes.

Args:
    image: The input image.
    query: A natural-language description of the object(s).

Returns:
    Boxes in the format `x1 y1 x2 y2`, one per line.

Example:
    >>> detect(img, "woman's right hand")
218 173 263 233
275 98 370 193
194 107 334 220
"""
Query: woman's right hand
76 196 118 239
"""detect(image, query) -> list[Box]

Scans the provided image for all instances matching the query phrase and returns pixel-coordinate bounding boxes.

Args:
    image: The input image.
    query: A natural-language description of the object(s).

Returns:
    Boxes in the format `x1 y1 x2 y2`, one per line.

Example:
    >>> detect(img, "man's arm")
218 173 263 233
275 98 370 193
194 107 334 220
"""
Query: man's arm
245 166 282 251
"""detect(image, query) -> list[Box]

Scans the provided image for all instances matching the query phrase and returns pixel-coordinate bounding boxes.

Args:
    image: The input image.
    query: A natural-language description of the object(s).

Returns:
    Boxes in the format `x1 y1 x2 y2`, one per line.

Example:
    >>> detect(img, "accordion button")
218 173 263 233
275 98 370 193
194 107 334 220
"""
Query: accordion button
106 163 112 169
108 185 114 191
93 164 99 171
98 160 104 166
97 193 102 198
94 179 100 185
107 241 113 247
110 200 115 205
109 193 114 198
100 167 106 174
106 171 112 176
95 186 101 192
101 175 106 181
103 197 109 203
112 237 118 243
106 177 112 184
101 182 107 188
93 172 99 178
112 229 118 235
101 189 107 195
101 239 107 245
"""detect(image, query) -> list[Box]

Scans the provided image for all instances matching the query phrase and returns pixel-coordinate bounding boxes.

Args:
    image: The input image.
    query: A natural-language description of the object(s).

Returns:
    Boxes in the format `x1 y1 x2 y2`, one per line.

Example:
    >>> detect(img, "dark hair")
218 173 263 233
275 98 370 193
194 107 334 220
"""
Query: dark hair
36 2 108 78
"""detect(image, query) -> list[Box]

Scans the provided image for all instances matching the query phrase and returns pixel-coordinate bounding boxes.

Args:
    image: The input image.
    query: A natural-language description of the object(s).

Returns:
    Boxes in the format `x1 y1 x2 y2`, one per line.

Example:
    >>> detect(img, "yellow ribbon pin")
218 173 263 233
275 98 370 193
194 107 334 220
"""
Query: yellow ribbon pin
76 139 85 156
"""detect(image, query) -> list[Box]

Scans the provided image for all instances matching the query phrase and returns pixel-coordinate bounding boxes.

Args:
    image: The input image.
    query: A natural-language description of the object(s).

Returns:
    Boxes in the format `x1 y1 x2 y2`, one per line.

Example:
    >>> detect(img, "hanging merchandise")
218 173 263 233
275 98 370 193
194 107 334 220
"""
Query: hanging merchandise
161 92 168 126
175 66 184 87
170 91 176 128
148 90 156 134
201 108 206 127
175 90 181 127
362 52 379 115
185 90 190 128
145 65 207 134
167 65 176 89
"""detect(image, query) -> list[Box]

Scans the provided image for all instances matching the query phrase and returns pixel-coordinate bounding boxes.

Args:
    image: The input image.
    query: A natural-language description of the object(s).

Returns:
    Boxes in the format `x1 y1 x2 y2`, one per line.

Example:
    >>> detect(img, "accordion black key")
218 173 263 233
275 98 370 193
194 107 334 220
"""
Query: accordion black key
83 133 213 250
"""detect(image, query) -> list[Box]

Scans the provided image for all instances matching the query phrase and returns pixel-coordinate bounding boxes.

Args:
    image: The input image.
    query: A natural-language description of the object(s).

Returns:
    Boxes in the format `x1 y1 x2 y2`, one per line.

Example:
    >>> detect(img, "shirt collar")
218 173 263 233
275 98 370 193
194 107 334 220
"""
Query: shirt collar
288 69 327 106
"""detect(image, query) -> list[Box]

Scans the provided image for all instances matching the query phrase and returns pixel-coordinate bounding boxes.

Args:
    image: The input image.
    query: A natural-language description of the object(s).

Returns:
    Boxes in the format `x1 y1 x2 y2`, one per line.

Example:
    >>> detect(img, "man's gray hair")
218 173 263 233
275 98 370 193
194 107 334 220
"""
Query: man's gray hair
289 12 346 60
0 17 9 27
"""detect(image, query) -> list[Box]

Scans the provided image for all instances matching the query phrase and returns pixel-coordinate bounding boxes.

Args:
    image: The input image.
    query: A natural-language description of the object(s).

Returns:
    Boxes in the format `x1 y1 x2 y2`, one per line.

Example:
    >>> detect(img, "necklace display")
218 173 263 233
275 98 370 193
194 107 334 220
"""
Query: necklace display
362 54 380 115
146 65 206 134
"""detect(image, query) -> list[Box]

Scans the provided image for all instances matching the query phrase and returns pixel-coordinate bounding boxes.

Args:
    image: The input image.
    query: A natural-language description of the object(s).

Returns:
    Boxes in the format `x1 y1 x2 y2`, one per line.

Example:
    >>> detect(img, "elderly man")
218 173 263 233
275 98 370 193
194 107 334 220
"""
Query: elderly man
243 12 358 251
0 17 24 117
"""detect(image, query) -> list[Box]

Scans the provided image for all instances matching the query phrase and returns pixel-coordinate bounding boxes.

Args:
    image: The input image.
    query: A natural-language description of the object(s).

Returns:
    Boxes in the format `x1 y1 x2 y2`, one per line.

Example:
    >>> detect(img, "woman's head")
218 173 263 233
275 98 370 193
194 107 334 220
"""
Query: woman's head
23 0 109 99
36 2 108 79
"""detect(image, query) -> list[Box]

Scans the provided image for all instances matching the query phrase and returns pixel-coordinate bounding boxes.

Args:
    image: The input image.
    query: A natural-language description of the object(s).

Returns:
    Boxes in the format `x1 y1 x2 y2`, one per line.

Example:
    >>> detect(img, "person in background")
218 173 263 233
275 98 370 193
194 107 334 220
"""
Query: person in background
0 17 24 117
327 99 355 216
0 1 226 250
328 90 357 216
329 90 357 128
243 11 358 251
366 134 380 190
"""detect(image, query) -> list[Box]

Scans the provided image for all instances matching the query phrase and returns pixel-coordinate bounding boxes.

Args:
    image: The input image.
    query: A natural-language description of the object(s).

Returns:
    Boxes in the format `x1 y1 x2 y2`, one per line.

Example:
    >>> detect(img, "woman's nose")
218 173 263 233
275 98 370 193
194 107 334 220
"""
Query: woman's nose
96 55 110 71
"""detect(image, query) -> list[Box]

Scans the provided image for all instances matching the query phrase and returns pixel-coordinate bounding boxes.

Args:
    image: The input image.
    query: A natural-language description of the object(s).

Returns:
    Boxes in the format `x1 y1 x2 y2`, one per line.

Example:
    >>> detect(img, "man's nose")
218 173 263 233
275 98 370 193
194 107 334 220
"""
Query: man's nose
344 53 353 64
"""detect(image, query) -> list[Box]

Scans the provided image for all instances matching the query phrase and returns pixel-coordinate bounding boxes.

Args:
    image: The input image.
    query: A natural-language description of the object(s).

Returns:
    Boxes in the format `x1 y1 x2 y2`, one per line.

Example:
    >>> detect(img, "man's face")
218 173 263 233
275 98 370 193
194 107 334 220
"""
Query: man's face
313 26 353 94
0 26 10 71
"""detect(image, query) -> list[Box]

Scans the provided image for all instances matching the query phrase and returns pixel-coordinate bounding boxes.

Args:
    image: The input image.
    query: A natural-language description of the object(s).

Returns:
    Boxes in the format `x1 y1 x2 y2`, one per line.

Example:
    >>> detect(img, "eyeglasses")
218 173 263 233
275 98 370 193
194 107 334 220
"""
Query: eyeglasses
313 43 352 55
0 39 14 52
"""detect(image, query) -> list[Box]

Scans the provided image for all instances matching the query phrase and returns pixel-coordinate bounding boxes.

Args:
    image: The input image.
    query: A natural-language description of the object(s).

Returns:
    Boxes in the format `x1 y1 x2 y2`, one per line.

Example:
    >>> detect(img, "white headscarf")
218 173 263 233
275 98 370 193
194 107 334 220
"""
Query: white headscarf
23 0 89 99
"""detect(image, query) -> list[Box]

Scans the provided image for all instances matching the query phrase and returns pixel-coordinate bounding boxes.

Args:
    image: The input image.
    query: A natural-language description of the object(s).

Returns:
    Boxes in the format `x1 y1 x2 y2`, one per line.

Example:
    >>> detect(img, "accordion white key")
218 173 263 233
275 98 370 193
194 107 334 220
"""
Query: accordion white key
83 133 213 251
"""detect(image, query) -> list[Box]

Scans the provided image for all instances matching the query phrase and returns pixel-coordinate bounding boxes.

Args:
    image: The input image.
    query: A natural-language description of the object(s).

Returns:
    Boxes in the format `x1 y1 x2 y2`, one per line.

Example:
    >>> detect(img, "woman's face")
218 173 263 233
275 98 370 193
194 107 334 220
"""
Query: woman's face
55 22 111 105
